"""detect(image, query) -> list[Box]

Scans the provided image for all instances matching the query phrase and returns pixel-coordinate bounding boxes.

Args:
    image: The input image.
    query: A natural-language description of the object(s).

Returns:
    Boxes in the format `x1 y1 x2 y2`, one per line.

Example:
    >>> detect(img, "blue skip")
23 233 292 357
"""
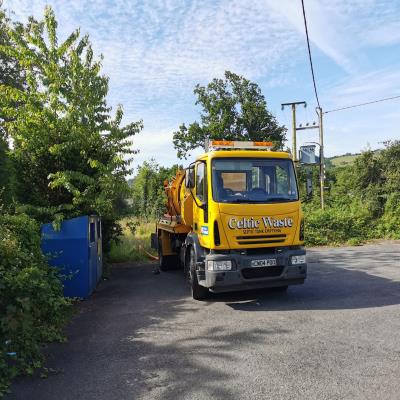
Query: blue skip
41 215 103 299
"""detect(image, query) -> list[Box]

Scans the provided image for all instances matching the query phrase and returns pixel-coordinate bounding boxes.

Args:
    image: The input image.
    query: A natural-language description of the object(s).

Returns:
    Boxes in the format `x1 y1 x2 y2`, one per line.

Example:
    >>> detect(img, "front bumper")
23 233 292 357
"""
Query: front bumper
198 247 307 293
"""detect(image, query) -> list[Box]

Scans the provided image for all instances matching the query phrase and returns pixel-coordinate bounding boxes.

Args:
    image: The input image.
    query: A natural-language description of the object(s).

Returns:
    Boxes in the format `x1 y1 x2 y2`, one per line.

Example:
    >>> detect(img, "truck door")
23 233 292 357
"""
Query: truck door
194 161 209 245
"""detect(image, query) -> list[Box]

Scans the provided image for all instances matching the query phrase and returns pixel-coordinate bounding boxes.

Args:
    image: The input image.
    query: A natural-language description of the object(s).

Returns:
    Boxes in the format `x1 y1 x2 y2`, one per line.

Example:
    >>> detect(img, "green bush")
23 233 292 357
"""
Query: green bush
375 193 400 239
0 213 70 395
304 204 373 246
299 141 400 246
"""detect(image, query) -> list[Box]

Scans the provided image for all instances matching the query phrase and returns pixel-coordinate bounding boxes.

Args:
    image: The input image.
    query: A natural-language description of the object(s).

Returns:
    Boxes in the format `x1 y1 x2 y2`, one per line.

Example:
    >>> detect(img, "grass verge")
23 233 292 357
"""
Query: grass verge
108 218 157 263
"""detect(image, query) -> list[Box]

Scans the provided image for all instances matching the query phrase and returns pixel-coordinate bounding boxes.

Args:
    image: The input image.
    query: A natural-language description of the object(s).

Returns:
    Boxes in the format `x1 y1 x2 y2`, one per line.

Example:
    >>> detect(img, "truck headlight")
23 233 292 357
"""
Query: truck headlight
291 255 306 265
207 260 232 271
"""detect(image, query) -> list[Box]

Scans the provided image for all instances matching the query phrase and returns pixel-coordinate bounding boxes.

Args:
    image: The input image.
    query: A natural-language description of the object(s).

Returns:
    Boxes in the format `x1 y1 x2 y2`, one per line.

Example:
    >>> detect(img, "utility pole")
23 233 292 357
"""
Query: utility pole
283 100 325 209
281 101 306 161
317 107 325 209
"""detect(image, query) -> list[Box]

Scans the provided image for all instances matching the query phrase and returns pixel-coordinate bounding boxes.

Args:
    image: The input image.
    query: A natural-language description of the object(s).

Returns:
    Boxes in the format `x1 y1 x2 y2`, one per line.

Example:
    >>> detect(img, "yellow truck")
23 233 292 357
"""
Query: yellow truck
151 140 306 299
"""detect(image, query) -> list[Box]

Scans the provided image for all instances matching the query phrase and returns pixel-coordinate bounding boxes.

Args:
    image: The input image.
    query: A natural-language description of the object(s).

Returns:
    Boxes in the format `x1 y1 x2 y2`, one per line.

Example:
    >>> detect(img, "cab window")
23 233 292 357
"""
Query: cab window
212 158 298 203
196 162 206 201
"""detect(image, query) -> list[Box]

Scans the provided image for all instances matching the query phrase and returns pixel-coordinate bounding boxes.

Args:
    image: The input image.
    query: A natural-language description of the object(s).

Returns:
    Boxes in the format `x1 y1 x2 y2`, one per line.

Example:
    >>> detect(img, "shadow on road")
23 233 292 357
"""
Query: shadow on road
9 264 277 400
7 245 400 400
212 248 400 311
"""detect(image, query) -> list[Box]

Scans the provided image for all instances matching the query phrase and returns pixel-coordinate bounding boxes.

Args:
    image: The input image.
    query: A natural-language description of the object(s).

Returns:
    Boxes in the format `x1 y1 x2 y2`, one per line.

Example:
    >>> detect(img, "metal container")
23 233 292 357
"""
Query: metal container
41 215 102 298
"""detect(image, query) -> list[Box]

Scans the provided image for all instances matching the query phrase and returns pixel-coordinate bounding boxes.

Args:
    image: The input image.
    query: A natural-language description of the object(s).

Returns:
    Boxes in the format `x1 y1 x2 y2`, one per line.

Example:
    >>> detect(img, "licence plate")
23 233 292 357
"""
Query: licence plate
251 258 277 267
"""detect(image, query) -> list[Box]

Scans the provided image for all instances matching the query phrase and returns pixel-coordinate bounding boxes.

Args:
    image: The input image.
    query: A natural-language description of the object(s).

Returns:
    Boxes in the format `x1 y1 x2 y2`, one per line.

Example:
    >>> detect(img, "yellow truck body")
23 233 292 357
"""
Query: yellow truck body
152 141 306 299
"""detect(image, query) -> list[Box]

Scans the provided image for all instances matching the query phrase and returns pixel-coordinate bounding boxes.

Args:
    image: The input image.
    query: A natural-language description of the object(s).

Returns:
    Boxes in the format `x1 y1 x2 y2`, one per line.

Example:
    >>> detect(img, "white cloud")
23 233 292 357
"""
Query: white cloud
132 129 177 170
362 22 400 47
325 68 400 110
292 63 400 158
318 68 400 157
5 0 305 165
264 0 358 72
6 0 300 98
263 0 400 72
4 0 400 162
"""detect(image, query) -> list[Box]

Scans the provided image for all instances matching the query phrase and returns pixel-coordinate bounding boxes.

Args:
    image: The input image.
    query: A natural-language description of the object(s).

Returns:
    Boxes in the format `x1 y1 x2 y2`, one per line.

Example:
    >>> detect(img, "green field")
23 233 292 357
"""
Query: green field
328 153 360 166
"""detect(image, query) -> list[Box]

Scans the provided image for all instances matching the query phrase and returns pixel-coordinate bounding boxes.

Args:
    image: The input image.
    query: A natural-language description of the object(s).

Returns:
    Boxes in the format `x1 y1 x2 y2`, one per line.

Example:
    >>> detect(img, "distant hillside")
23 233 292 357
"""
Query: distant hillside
328 149 381 167
328 153 360 167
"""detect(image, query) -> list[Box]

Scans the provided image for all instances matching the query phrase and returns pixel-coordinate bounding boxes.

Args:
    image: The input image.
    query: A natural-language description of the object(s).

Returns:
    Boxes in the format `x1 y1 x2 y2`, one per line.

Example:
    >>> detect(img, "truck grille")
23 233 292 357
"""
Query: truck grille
242 266 284 279
236 234 286 246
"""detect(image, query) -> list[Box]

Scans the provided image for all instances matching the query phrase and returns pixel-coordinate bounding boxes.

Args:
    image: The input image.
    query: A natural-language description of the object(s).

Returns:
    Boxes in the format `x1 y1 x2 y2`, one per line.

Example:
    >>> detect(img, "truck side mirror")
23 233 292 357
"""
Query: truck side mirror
185 167 195 189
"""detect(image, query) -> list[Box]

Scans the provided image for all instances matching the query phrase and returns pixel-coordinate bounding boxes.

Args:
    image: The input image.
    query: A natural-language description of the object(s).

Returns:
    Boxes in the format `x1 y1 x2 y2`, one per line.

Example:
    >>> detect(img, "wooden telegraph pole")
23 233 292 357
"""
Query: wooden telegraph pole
283 101 325 209
281 101 306 162
317 107 325 209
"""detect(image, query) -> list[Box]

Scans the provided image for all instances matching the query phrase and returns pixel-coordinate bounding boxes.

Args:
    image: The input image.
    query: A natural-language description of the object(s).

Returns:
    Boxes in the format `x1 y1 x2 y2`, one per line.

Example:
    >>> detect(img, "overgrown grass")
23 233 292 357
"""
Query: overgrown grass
108 218 157 263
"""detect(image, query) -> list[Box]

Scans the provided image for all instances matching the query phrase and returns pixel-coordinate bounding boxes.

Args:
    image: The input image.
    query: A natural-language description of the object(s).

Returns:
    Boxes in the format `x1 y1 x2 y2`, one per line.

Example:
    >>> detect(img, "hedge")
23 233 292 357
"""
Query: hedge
0 213 70 395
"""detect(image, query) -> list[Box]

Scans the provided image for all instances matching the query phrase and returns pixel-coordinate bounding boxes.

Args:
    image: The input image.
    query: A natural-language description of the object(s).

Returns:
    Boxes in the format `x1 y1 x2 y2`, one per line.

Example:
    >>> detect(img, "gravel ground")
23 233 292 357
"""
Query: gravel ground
7 242 400 400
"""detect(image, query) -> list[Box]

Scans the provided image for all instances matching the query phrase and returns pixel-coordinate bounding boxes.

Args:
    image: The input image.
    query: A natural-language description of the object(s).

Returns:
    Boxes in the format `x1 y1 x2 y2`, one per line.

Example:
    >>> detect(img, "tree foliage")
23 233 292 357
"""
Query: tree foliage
302 141 400 245
0 136 14 206
0 5 144 391
173 71 286 158
0 6 22 205
0 6 25 138
0 6 142 244
131 160 181 219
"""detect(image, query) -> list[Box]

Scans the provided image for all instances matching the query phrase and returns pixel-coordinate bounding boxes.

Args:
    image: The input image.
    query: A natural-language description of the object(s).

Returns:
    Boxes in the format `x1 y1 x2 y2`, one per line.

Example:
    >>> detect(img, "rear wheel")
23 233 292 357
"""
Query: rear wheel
158 240 178 271
188 247 209 300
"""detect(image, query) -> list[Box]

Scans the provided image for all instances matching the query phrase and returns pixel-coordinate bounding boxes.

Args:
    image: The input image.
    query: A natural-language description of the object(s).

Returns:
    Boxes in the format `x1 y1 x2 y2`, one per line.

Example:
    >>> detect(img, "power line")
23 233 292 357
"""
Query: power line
324 95 400 114
301 0 321 109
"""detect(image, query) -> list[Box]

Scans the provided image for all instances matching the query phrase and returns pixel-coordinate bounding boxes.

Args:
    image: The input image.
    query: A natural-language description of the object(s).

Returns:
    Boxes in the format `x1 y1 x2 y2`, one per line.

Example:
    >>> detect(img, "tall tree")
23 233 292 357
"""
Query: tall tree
173 71 286 159
0 6 142 245
131 160 180 219
0 5 25 138
0 5 23 204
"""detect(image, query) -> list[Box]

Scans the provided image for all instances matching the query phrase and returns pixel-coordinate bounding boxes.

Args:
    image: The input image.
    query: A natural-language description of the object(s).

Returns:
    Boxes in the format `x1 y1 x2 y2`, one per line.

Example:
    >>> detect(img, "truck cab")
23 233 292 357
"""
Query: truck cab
153 140 307 299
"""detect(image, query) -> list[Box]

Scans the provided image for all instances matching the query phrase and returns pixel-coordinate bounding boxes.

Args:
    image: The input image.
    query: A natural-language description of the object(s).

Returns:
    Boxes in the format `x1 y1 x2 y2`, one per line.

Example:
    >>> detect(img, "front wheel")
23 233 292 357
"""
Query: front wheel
188 247 209 300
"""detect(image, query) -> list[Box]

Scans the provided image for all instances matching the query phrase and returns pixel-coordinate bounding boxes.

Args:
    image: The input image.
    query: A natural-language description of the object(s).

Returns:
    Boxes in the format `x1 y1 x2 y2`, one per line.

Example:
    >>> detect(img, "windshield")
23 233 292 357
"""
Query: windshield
212 158 298 203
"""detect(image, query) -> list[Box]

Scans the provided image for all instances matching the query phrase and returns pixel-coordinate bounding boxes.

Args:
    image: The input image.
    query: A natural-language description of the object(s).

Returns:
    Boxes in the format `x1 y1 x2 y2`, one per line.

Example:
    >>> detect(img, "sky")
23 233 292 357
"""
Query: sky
4 0 400 171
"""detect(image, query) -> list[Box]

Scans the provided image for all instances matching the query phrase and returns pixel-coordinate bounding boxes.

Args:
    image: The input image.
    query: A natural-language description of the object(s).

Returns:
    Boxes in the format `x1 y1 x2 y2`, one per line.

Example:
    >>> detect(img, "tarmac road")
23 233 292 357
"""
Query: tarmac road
8 242 400 400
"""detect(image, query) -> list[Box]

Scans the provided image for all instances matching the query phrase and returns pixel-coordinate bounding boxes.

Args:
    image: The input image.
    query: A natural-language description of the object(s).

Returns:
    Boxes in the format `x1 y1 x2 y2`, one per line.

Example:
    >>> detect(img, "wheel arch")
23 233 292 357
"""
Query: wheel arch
184 232 206 270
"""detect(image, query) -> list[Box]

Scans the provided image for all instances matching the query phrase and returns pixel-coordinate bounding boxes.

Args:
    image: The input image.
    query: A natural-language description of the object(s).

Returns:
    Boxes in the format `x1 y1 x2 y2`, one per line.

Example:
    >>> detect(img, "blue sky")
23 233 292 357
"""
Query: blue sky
4 0 400 169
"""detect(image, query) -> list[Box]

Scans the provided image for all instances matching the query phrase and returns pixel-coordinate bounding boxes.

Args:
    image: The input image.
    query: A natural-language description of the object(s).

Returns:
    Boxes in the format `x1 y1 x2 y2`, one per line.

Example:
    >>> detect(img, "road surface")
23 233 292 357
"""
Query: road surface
8 242 400 400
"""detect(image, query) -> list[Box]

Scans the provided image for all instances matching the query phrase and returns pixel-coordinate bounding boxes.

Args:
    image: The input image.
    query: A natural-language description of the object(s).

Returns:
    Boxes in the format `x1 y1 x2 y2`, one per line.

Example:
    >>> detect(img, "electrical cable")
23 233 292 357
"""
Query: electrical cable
324 95 400 114
301 0 321 109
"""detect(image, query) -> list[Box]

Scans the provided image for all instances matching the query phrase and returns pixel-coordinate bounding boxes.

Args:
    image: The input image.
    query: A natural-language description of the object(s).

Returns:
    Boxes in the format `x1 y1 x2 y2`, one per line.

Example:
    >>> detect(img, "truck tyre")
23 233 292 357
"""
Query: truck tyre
158 240 178 271
188 247 209 300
